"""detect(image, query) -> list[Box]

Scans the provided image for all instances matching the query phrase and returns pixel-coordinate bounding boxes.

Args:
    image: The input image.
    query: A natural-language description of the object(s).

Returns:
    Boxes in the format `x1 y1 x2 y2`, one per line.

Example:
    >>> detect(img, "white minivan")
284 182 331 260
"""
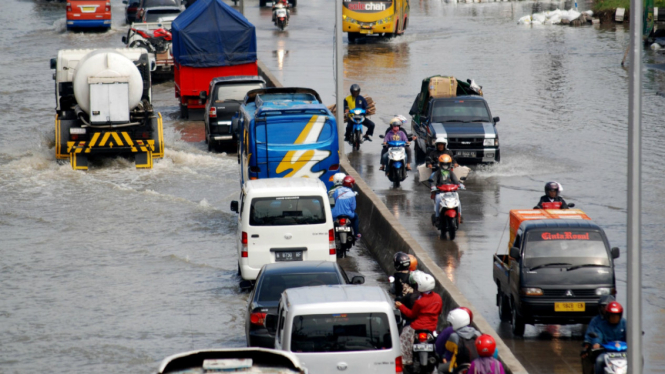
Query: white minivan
230 178 337 281
265 285 403 374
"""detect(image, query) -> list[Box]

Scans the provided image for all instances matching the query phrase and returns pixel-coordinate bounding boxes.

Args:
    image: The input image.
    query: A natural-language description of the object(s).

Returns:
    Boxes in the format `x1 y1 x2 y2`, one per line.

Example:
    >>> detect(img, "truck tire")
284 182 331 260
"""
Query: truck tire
180 103 188 119
259 0 267 6
498 291 511 322
511 299 526 336
348 32 360 43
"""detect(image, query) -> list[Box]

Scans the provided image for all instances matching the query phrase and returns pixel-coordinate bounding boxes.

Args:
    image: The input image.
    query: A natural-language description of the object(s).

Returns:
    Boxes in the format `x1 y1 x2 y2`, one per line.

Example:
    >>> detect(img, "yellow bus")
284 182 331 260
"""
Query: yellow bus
342 0 410 42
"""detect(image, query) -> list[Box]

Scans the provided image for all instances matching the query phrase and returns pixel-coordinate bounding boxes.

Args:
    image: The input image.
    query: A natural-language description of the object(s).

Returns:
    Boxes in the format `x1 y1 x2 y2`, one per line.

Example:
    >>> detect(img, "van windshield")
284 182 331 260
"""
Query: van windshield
250 196 326 226
291 313 392 352
524 230 610 269
431 100 491 123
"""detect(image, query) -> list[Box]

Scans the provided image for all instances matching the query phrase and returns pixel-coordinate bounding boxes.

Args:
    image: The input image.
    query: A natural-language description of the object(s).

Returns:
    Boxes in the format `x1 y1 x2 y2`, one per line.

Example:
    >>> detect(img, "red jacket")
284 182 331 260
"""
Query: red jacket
398 291 442 331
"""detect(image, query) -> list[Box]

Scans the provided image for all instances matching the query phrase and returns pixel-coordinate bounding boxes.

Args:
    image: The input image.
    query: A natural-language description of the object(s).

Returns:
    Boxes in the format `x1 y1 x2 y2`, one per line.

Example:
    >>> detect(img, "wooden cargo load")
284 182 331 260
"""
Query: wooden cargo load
508 209 591 249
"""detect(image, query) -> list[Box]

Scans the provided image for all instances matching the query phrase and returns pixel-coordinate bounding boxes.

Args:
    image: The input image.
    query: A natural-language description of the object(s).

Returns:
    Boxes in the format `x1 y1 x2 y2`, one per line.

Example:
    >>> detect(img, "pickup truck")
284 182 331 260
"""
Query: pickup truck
410 76 500 163
493 212 619 336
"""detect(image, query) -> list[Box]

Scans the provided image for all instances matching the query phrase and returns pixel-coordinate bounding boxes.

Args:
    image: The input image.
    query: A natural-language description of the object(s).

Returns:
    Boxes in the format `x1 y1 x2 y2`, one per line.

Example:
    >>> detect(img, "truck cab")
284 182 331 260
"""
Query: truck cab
203 76 265 151
493 217 619 336
410 76 500 164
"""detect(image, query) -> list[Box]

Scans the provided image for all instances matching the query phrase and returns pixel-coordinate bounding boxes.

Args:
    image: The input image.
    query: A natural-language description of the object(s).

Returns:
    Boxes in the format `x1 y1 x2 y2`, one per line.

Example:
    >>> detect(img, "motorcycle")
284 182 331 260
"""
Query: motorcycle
123 27 172 54
535 201 576 209
410 330 439 374
379 136 408 188
333 215 355 258
348 108 366 151
431 182 463 240
586 339 627 374
273 4 289 30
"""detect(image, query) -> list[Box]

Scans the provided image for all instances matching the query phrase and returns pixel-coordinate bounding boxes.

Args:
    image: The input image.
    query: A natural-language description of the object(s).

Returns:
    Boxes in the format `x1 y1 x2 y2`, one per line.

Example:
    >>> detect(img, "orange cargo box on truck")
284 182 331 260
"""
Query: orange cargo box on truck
508 209 591 249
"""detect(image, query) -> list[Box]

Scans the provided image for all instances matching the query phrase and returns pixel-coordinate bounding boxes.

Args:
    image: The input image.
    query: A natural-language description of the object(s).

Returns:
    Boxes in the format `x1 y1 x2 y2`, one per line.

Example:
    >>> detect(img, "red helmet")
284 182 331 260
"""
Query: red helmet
475 334 496 357
342 175 355 188
606 301 623 316
459 307 473 324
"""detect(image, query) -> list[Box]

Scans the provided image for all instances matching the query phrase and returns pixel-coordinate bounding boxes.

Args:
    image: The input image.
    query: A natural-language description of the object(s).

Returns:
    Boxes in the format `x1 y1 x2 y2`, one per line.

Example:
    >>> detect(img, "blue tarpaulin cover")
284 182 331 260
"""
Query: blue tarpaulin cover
172 0 257 67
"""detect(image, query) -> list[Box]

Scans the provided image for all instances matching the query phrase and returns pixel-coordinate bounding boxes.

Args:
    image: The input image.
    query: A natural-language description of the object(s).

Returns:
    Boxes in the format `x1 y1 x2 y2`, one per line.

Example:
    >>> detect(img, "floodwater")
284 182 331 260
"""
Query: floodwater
2 0 664 373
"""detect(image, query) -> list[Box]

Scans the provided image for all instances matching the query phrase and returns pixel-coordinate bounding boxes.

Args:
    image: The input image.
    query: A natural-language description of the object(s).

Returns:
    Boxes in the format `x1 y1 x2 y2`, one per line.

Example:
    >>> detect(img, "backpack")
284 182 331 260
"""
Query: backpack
455 334 480 366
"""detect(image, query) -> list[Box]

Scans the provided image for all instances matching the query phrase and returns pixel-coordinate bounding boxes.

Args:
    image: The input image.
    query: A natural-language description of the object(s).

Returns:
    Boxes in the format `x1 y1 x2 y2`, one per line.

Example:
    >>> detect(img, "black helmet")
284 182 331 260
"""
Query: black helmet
545 182 559 195
350 84 361 94
393 252 411 271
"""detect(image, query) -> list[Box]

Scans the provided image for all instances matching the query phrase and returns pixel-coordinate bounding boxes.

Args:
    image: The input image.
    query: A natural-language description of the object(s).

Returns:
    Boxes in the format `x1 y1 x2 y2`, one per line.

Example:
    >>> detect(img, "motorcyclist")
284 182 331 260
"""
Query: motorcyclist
431 154 464 223
581 295 616 374
535 181 570 209
379 118 412 171
584 301 627 374
395 271 442 367
344 84 375 142
328 172 346 198
330 175 360 238
468 335 505 374
435 307 473 368
384 114 417 140
392 252 413 303
427 138 458 170
271 0 290 22
443 308 482 373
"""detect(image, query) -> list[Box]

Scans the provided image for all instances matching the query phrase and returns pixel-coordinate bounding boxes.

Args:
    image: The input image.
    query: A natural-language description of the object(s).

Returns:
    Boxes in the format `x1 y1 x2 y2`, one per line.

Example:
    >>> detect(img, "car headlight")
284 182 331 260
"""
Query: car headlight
521 287 543 296
484 138 498 147
596 287 613 296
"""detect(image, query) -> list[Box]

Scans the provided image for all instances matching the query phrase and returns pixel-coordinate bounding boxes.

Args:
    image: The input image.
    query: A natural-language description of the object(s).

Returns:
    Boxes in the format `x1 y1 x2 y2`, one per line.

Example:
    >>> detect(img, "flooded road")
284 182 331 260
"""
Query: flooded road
2 0 665 373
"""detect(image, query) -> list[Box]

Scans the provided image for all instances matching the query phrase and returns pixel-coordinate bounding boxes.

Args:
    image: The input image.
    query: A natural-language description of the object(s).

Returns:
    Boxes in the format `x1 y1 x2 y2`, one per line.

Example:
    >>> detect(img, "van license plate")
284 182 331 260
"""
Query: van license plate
457 151 476 158
413 344 434 352
81 6 96 12
554 302 585 312
335 227 351 232
275 251 303 262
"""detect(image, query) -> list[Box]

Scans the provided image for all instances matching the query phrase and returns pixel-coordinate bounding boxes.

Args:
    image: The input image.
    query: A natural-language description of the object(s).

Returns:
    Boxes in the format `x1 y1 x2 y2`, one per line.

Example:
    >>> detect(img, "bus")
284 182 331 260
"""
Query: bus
237 88 340 189
342 0 409 42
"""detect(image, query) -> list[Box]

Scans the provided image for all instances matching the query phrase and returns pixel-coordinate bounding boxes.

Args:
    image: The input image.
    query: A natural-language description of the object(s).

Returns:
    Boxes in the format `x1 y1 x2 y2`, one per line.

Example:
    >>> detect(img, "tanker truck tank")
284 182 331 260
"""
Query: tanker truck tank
52 48 164 170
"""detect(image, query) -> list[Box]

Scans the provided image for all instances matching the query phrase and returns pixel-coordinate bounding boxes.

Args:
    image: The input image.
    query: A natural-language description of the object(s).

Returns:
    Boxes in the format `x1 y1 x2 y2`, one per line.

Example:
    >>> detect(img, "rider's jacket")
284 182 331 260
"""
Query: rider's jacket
433 169 460 186
330 186 356 219
536 195 569 209
584 318 626 346
397 291 442 331
344 95 369 117
426 149 457 166
384 129 408 143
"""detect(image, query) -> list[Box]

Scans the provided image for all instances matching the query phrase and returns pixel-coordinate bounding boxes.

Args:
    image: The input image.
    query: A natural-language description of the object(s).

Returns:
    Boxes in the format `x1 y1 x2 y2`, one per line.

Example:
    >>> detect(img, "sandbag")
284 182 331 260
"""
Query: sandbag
517 15 531 24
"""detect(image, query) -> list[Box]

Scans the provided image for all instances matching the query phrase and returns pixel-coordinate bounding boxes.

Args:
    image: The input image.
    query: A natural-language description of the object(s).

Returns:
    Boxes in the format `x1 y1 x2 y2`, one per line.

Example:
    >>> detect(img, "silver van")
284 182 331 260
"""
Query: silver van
266 285 403 374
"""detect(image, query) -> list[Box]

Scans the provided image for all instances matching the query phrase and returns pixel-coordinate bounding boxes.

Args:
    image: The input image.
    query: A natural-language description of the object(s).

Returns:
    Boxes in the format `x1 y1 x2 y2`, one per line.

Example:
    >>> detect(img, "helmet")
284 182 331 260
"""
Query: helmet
393 252 411 271
395 115 408 125
434 138 448 147
408 254 418 271
475 334 496 357
447 308 471 331
545 181 560 196
438 154 453 170
350 84 361 94
389 117 402 127
332 172 346 186
411 271 435 292
342 175 356 188
606 301 623 316
458 307 473 324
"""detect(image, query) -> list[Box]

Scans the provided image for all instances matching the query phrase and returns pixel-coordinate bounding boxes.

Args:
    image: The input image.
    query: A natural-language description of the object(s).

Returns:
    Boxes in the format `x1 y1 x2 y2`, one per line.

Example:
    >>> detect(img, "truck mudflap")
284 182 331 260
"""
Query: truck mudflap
55 114 164 170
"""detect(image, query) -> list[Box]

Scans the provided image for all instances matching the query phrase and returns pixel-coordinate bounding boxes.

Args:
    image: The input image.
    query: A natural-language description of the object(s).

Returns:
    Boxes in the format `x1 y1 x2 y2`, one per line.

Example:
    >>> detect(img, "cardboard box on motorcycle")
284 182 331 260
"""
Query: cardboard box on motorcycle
508 209 591 250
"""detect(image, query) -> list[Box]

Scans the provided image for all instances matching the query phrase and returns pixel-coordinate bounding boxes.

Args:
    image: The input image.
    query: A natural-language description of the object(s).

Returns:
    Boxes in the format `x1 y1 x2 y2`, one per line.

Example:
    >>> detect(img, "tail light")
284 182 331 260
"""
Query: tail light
339 218 346 225
418 332 428 342
395 356 403 374
66 3 72 11
329 229 336 255
71 134 79 140
106 2 111 11
241 232 248 257
250 312 266 325
209 107 217 118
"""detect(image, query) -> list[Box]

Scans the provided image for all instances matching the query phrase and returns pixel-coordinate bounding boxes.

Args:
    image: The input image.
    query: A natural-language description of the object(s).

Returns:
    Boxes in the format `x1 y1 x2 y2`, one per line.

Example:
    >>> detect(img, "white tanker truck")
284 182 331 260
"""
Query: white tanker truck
51 48 164 170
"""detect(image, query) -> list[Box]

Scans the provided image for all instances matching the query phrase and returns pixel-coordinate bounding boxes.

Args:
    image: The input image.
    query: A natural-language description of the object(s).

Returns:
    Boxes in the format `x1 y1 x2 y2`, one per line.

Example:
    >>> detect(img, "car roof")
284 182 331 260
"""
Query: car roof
284 285 391 307
432 95 485 101
261 261 338 275
143 0 179 6
211 76 265 86
243 178 327 195
520 219 602 232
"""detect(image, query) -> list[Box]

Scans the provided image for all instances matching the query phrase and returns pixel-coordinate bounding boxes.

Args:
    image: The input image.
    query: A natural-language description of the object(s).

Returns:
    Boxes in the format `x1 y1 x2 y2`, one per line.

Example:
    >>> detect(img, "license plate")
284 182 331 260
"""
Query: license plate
81 6 96 12
360 30 373 34
335 227 351 232
413 344 434 352
554 302 585 312
275 251 303 262
457 151 476 158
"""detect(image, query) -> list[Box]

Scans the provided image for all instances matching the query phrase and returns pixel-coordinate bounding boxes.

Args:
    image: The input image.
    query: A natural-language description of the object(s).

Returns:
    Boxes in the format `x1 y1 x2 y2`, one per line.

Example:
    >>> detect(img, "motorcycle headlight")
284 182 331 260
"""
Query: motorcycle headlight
484 138 498 146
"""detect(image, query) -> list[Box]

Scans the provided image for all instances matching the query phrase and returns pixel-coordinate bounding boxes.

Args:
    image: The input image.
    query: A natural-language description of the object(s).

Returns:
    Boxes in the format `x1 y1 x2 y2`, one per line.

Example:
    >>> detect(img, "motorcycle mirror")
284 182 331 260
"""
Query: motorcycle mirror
388 276 395 283
121 36 127 44
460 177 467 181
568 203 576 208
379 135 385 139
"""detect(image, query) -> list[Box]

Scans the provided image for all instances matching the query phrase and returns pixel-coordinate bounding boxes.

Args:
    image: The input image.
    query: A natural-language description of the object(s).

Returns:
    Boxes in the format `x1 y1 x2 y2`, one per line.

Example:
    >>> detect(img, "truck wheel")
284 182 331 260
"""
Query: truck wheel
348 32 360 43
511 300 526 336
180 103 188 119
495 149 501 162
498 292 511 322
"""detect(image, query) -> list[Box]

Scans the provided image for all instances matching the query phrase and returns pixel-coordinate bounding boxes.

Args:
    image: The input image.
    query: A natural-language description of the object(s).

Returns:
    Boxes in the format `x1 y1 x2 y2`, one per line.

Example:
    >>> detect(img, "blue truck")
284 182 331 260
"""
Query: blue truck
237 88 340 189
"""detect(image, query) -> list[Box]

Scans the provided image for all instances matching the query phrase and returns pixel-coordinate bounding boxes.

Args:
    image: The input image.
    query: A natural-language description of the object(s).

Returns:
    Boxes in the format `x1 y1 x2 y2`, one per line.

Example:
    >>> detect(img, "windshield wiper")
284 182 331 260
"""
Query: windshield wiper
529 262 572 271
567 264 610 271
441 119 468 123
470 119 490 122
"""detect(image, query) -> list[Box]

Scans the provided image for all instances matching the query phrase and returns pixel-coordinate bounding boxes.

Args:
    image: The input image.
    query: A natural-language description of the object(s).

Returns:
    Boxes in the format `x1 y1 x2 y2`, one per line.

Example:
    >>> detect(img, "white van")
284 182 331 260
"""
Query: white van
266 285 403 374
231 178 337 281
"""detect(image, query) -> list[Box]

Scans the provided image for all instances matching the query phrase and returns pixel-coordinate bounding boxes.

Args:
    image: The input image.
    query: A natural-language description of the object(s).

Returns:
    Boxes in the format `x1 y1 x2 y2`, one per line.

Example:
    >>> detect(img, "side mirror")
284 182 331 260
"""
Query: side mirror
199 91 207 101
351 275 365 285
239 280 252 291
264 314 278 335
121 36 127 44
329 196 336 207
230 200 239 213
50 58 57 70
378 135 385 139
611 247 620 259
232 117 240 135
568 203 576 208
493 116 500 123
509 247 520 260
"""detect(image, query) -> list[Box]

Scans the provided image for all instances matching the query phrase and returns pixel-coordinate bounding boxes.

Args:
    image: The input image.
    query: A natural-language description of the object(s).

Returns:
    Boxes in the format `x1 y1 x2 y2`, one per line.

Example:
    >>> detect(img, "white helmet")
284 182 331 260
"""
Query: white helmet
411 270 435 292
434 137 448 146
332 173 347 186
447 308 471 331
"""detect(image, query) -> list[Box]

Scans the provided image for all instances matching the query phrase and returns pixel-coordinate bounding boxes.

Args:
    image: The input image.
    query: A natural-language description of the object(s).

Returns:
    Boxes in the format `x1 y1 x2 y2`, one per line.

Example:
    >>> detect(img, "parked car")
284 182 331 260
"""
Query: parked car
66 0 112 30
244 261 365 348
135 0 182 22
140 6 182 22
265 285 403 374
230 178 337 281
123 0 140 24
157 348 306 374
203 76 265 152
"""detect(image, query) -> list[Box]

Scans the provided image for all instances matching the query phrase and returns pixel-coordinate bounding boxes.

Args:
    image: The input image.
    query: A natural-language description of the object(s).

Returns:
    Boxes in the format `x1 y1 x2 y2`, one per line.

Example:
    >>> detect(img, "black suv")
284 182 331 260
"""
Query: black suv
243 261 364 348
203 76 265 152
